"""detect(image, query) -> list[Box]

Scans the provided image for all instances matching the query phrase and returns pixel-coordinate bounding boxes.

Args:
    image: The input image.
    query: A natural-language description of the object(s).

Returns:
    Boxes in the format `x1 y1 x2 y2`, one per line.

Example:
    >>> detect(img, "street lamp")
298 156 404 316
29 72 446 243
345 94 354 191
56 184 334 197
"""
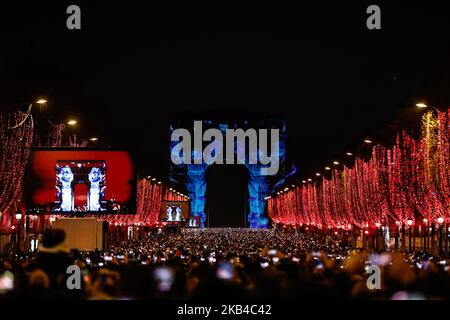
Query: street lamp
407 218 414 253
364 139 373 144
374 222 381 250
67 119 78 146
406 218 414 228
422 218 428 252
35 98 47 113
393 221 401 249
89 137 98 142
416 103 441 113
15 210 23 252
437 217 444 257
8 98 49 129
416 103 428 109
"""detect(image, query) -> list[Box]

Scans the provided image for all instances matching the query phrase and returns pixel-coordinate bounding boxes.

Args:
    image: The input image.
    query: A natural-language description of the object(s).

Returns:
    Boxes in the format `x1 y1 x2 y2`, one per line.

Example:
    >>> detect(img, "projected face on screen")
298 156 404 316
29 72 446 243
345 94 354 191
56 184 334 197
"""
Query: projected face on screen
54 161 107 212
166 205 173 221
166 205 183 222
58 166 74 184
175 206 182 221
56 166 74 212
88 167 104 184
160 201 190 222
88 167 106 211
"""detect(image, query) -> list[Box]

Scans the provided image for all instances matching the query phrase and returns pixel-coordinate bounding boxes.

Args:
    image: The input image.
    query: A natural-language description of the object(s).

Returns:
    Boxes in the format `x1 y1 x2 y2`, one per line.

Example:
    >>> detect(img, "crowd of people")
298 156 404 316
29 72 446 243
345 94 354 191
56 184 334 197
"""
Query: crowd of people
1 228 449 300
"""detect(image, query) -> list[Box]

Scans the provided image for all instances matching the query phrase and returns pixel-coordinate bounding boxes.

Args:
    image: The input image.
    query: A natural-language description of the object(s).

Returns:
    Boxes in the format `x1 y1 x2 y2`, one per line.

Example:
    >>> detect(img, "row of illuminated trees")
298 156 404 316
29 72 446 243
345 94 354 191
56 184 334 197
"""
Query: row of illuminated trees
268 108 450 229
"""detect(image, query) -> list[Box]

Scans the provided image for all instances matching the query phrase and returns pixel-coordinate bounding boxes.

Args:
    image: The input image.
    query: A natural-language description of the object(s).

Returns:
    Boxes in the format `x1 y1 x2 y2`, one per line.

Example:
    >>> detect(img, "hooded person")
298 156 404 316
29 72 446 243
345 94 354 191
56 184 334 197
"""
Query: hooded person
28 229 74 292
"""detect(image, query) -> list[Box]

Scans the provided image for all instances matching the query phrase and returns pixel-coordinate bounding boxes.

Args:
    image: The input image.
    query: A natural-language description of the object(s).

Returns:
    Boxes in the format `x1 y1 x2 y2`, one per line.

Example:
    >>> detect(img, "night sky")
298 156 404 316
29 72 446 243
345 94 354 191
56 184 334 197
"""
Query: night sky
1 3 450 224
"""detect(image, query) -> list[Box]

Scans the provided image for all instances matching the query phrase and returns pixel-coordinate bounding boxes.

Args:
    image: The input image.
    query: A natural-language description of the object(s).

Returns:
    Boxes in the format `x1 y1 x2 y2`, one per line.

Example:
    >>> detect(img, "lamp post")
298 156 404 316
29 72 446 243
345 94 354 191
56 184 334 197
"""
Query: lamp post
375 222 381 251
431 222 436 255
407 218 414 253
67 119 78 146
394 221 400 250
437 217 444 257
36 99 47 113
416 103 440 113
15 210 22 252
400 222 406 251
363 229 370 250
422 218 428 252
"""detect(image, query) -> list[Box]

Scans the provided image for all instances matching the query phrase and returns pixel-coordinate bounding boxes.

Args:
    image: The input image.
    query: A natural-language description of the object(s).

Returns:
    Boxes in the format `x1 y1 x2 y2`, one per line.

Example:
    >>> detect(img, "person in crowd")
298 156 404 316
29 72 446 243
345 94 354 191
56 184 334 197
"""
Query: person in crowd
25 229 79 299
1 228 449 300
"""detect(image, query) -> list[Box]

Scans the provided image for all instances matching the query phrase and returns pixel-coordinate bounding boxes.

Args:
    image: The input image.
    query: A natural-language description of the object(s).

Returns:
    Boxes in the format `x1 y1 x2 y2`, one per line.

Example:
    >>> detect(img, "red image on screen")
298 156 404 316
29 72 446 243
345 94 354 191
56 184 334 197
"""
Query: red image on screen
26 149 135 214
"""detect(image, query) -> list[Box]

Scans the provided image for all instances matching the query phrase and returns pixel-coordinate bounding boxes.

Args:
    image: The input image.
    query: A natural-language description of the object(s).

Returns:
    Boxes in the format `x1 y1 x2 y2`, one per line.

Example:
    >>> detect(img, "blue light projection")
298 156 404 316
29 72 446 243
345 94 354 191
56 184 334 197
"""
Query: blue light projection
169 119 287 228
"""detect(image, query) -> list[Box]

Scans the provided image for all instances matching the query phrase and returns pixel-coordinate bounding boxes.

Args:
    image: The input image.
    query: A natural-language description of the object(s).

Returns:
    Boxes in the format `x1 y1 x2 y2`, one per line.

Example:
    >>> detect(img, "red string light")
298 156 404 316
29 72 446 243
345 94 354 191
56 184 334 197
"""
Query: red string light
0 111 34 229
269 108 450 228
103 179 186 226
2 108 449 230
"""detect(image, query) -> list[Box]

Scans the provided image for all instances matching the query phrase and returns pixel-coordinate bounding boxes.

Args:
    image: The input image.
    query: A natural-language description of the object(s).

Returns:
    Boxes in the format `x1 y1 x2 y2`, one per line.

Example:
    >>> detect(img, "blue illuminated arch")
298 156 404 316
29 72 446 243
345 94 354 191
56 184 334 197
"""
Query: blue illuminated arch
169 119 287 228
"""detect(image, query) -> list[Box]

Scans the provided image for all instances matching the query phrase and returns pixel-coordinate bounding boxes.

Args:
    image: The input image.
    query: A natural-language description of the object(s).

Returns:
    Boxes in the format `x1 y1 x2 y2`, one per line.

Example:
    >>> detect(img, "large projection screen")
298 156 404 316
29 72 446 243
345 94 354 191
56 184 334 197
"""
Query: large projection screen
159 201 190 222
25 148 136 215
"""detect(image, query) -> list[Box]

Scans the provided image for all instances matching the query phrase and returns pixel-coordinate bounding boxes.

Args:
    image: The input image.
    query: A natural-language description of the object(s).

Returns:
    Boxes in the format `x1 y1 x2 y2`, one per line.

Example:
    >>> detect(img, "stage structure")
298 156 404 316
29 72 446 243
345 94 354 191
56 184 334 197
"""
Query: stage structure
169 118 287 228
